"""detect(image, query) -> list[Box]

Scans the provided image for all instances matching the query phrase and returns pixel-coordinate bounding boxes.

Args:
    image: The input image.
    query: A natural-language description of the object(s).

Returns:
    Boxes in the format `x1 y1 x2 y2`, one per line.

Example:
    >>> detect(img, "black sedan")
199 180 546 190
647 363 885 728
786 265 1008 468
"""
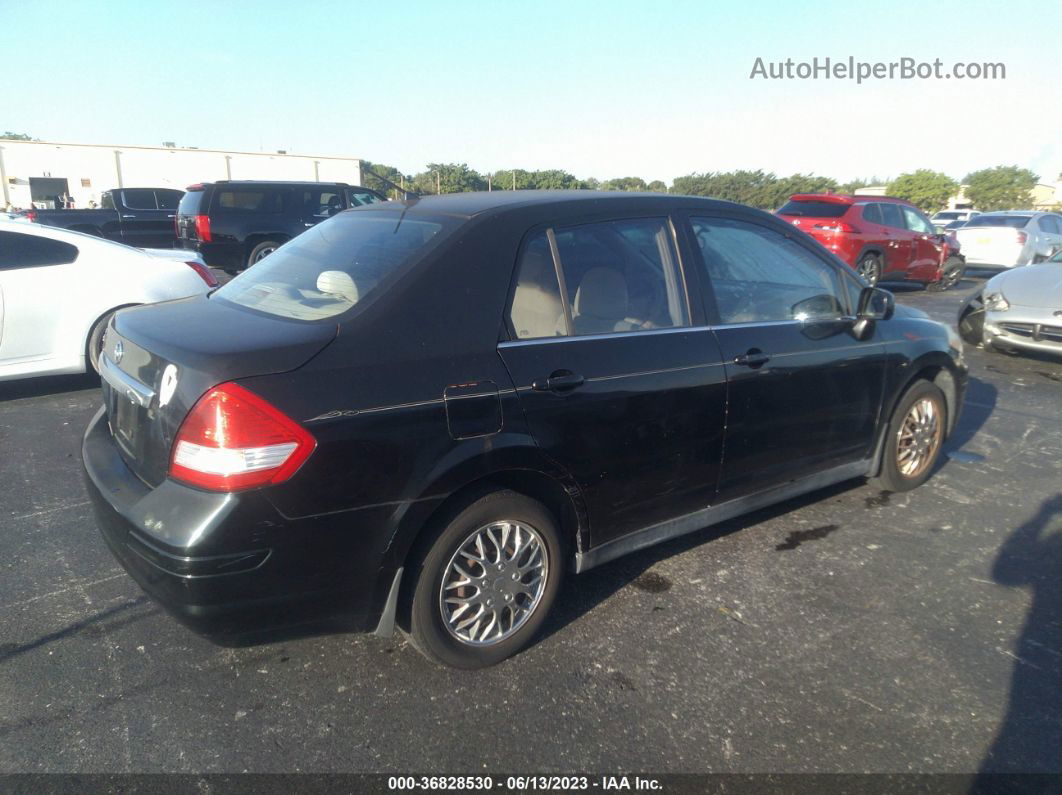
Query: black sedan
83 191 968 668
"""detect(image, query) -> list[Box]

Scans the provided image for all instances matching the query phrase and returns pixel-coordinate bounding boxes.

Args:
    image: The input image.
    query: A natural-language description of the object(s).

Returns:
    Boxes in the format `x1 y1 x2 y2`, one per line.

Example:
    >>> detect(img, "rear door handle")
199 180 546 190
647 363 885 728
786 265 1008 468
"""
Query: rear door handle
532 371 585 392
733 350 770 368
121 214 136 219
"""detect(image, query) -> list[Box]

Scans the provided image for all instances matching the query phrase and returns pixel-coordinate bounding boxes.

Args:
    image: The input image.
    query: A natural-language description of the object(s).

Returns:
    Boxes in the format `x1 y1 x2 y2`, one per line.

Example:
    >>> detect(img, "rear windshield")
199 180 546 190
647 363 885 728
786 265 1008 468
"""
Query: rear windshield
933 212 962 220
214 211 453 321
777 200 849 218
177 190 204 216
962 215 1031 228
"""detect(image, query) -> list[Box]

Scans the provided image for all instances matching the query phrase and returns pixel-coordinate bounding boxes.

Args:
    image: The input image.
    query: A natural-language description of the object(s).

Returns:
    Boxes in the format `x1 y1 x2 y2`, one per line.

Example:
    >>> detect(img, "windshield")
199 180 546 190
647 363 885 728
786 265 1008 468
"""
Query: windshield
214 211 453 321
962 215 1031 229
776 200 850 218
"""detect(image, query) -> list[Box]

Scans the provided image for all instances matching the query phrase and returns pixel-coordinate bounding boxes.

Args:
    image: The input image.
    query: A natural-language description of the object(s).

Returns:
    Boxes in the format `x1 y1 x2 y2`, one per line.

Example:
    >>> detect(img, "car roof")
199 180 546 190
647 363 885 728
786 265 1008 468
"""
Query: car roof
787 193 914 206
358 190 749 219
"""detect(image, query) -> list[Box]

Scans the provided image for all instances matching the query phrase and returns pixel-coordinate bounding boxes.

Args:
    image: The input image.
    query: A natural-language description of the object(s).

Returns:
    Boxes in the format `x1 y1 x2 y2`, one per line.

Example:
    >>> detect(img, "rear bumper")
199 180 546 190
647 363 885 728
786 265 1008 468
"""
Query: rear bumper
177 240 242 271
81 407 389 639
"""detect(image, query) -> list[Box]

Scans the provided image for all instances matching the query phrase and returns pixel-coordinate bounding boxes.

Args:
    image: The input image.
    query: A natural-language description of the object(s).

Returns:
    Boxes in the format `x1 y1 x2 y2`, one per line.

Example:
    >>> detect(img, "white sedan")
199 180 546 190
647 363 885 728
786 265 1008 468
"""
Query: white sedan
0 220 217 382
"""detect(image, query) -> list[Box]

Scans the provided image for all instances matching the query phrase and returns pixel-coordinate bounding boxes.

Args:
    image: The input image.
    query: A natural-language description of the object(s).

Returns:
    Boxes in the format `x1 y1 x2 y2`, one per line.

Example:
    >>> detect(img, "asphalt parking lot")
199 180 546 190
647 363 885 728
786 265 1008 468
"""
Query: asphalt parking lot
1 271 1059 775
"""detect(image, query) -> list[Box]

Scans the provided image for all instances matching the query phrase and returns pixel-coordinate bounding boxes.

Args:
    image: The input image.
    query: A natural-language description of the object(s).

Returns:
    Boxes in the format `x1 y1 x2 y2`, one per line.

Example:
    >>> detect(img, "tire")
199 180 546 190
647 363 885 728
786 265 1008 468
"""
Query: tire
958 303 985 346
927 257 964 292
86 309 118 374
247 240 282 269
856 253 882 286
409 489 564 668
874 381 947 493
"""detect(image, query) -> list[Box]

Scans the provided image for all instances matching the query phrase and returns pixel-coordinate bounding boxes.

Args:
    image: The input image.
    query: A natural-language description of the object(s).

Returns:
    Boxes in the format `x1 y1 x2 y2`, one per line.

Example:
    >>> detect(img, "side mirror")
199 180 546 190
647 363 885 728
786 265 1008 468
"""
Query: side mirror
857 286 894 321
851 286 894 339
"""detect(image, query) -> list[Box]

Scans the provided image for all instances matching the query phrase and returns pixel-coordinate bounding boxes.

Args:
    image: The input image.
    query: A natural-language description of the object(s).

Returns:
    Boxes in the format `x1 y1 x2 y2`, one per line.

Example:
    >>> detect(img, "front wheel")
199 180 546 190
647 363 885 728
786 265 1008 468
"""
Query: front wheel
856 253 882 286
927 257 964 291
874 381 947 493
958 301 985 345
409 490 564 668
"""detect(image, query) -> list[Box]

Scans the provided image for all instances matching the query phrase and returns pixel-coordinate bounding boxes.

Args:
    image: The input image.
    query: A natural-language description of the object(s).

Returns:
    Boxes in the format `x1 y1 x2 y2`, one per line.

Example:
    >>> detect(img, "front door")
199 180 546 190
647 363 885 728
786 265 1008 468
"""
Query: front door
686 214 887 502
878 202 912 278
118 189 172 248
498 218 727 545
902 205 945 282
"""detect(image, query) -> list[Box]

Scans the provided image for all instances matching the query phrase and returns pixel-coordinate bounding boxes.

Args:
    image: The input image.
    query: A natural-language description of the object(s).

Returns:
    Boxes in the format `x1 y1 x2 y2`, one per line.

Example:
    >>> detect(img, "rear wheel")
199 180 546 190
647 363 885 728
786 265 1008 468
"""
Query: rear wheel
86 309 118 374
247 240 282 269
856 253 882 286
874 381 946 492
409 490 564 668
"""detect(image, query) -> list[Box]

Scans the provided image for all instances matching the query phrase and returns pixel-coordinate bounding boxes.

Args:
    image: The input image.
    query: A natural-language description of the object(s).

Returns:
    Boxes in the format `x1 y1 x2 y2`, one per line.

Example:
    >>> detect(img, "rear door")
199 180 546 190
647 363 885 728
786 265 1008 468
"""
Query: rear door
117 189 173 248
498 216 727 546
686 213 887 501
878 202 911 277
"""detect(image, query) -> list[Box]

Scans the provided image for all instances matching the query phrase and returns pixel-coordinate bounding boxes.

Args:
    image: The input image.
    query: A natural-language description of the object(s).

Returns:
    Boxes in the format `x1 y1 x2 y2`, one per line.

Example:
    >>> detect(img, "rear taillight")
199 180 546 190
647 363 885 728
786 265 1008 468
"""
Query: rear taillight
24 210 37 222
195 214 212 242
1016 231 1028 244
170 382 316 492
813 221 859 234
185 260 219 287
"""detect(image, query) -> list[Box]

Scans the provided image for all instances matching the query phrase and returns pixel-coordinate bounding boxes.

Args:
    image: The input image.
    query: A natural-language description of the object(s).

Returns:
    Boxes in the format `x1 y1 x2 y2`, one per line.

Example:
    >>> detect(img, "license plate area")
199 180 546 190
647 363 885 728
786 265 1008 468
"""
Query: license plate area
113 393 140 457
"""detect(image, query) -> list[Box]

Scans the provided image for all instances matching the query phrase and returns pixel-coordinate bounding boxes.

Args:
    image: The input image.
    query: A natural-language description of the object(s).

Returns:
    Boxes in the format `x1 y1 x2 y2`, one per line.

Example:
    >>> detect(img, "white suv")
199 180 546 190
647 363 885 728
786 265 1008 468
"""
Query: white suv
954 211 1062 269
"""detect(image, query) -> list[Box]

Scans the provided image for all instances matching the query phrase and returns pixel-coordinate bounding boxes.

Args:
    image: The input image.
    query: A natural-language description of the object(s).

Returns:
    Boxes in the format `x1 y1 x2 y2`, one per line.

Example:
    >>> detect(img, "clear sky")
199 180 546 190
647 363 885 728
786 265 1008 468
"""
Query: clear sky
4 0 1059 184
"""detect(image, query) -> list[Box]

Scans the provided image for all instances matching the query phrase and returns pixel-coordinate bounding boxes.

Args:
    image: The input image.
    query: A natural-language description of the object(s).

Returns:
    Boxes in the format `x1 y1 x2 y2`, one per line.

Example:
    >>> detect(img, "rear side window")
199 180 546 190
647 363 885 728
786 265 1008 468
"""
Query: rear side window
1038 215 1060 234
691 217 846 324
509 232 565 339
121 189 158 210
862 204 883 225
879 203 905 229
156 190 183 210
214 212 451 321
100 192 115 210
777 200 849 218
177 190 205 216
215 188 284 213
0 231 79 269
963 215 1031 229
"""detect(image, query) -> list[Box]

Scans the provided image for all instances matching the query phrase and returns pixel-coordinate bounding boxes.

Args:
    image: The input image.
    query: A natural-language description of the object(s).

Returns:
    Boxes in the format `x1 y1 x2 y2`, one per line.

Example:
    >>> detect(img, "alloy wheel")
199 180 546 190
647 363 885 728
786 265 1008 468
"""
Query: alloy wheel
896 396 942 479
439 521 548 646
253 246 277 262
857 256 880 285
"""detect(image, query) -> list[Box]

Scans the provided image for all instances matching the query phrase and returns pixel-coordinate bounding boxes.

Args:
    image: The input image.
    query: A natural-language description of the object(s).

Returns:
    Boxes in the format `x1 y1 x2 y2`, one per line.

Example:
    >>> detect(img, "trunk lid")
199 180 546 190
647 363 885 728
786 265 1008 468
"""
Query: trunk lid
100 293 337 487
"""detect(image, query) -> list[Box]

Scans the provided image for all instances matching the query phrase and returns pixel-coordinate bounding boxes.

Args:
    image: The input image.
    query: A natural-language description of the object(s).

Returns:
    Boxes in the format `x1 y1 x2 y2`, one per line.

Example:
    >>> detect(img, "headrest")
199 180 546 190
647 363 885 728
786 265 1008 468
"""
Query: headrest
574 267 627 320
316 270 360 303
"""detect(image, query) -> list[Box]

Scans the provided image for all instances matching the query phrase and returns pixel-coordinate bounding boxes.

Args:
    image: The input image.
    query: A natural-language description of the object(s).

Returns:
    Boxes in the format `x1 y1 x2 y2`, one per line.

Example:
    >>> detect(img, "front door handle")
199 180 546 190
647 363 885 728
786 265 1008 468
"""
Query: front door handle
532 371 585 392
733 349 770 368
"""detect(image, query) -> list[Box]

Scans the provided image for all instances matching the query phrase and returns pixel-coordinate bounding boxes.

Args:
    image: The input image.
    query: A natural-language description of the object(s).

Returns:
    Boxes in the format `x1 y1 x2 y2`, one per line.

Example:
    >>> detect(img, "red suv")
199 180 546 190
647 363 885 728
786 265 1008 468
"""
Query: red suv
777 194 961 289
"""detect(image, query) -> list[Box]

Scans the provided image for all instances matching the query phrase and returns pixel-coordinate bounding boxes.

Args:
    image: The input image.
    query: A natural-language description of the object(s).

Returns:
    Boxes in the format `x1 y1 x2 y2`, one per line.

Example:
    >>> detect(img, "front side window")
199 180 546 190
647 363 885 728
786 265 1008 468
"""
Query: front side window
121 189 157 210
690 216 846 324
0 231 79 270
300 189 344 219
347 189 383 207
902 206 935 235
214 211 451 321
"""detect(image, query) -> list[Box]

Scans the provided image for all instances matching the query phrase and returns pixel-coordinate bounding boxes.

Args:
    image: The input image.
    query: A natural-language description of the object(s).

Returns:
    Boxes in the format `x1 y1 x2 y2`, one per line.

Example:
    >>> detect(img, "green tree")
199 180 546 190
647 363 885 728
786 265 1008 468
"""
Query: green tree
361 160 410 198
412 163 486 194
758 173 839 210
837 176 882 194
490 169 535 190
886 169 959 213
646 180 668 193
962 165 1039 211
1 131 36 141
601 176 648 191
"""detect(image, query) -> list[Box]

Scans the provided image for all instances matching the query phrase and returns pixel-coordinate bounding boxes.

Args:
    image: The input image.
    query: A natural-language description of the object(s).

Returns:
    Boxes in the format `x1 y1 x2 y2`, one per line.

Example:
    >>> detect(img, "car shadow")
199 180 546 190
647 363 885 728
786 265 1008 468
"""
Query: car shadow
943 375 997 454
975 494 1062 777
537 478 864 644
0 372 98 402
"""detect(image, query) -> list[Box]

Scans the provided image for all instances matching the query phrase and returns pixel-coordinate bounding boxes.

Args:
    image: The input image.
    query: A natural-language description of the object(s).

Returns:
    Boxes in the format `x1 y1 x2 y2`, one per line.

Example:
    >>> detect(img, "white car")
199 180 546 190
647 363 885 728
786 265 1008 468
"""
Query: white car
0 221 216 382
931 209 980 231
955 211 1062 269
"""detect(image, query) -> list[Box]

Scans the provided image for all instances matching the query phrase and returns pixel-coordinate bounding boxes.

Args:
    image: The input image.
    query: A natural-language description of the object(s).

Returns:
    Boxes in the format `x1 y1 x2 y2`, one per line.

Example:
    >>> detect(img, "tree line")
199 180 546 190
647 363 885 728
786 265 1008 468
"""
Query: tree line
363 161 1046 214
